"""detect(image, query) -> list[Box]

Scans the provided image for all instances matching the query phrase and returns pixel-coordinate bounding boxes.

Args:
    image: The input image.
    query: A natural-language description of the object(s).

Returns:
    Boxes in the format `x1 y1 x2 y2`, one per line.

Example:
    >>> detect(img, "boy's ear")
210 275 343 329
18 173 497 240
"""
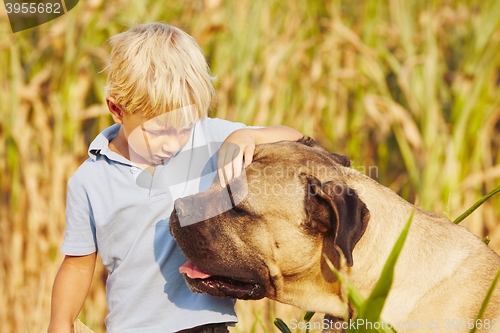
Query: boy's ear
106 97 124 124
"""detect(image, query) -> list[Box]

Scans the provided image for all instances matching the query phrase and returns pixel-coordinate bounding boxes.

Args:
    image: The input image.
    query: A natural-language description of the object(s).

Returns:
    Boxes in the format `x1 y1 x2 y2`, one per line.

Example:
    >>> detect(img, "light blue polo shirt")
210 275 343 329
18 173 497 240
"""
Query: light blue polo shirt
61 118 248 333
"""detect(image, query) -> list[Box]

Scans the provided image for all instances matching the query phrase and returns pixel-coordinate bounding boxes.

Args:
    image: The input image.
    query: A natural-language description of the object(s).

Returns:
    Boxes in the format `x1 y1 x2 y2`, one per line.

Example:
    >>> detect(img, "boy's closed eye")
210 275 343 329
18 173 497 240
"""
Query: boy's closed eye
142 124 194 137
144 129 162 137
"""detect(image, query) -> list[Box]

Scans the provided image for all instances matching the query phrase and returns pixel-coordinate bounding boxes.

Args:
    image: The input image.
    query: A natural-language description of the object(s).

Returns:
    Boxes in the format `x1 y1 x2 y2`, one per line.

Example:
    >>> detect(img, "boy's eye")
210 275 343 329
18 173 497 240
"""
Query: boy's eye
180 126 193 134
149 131 160 136
142 124 193 137
144 129 161 137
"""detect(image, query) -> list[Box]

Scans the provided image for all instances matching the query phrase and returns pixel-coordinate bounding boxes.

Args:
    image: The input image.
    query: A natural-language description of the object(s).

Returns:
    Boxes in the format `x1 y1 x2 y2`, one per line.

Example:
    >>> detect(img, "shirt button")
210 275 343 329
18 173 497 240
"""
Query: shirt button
130 167 138 174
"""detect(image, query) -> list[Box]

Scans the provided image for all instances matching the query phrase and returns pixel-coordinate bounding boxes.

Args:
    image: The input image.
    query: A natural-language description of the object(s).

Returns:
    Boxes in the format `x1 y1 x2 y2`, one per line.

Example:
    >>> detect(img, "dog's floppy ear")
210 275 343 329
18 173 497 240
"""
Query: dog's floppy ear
302 174 369 267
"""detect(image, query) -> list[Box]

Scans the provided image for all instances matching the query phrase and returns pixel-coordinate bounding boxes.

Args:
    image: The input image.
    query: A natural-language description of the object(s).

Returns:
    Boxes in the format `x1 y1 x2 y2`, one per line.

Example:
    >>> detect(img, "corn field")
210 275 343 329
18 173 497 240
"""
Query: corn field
1 0 499 332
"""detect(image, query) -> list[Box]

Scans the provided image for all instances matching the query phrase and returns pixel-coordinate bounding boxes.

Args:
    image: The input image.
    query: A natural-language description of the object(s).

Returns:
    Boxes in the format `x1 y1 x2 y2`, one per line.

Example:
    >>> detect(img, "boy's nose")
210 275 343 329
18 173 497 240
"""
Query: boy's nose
162 136 181 154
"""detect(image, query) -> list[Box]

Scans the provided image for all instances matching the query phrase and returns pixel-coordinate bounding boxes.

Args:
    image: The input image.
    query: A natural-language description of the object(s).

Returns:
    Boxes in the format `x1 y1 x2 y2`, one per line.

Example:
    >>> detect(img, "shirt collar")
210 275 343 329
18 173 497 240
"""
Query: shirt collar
88 124 132 166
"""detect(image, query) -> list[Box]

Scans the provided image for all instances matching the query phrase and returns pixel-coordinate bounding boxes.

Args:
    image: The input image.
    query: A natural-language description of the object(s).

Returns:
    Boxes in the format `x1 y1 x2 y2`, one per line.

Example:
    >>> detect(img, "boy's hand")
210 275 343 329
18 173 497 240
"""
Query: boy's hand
217 126 303 187
218 129 255 188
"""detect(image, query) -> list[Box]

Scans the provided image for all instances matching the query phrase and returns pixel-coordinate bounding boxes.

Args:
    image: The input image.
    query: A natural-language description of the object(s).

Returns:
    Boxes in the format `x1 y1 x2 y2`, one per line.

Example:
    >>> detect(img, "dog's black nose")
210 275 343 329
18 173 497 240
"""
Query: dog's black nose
173 189 235 227
174 196 208 227
174 198 190 219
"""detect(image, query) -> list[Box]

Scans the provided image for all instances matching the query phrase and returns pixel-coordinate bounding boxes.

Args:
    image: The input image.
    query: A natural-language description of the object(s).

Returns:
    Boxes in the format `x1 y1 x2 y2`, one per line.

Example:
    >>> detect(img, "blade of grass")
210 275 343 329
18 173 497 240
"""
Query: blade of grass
303 311 315 321
453 185 500 224
323 255 366 312
322 255 396 333
469 268 500 333
253 309 272 333
273 311 316 333
274 318 292 333
348 212 414 333
304 311 315 333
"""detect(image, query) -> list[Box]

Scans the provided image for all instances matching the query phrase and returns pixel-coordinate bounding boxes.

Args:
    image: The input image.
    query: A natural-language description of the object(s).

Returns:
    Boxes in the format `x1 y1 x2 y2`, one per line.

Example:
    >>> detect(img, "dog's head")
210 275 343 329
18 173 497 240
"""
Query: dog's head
169 137 369 302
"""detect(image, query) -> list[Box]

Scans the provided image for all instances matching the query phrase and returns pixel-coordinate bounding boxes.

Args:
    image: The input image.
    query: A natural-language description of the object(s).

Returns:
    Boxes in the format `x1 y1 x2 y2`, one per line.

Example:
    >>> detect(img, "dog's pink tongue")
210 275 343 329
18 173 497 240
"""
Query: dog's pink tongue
179 260 212 279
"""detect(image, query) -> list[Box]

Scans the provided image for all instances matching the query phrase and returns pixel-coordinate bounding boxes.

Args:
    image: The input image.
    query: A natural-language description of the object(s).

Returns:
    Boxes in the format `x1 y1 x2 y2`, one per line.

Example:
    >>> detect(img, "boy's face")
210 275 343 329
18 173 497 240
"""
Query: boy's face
115 104 197 166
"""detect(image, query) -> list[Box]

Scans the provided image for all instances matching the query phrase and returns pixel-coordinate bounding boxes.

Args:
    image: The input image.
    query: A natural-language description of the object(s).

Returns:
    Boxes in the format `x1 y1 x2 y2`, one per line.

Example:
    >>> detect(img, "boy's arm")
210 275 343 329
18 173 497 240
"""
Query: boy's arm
218 125 303 187
48 253 97 333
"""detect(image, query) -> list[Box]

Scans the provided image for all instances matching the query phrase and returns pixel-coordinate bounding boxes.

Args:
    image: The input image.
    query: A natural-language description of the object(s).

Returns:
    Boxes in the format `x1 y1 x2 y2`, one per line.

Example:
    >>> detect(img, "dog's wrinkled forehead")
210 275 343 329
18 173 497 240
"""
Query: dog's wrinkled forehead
248 138 350 182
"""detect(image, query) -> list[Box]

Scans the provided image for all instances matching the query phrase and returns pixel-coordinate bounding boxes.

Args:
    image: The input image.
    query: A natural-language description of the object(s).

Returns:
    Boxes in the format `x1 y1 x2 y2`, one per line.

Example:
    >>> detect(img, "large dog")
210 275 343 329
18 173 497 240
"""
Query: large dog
169 137 500 332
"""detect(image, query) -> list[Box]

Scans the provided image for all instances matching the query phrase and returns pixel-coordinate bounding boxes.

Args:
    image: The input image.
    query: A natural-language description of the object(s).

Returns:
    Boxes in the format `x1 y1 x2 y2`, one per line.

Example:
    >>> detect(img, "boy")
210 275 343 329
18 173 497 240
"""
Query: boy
48 23 302 333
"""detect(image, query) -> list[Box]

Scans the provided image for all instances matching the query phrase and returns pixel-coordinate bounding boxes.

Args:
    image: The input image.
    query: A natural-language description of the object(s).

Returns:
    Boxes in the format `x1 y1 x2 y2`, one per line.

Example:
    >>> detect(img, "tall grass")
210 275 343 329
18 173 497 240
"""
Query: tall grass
0 0 499 332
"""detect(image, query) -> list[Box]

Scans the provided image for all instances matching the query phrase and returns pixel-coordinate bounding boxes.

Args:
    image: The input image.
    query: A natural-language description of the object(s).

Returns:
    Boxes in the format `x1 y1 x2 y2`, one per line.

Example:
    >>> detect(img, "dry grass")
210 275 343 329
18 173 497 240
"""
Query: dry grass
0 0 499 332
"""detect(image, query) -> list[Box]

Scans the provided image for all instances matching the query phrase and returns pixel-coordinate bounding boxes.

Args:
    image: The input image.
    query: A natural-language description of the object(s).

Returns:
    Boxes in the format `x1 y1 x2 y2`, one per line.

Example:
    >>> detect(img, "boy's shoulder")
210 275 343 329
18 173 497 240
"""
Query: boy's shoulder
68 124 125 188
68 156 106 189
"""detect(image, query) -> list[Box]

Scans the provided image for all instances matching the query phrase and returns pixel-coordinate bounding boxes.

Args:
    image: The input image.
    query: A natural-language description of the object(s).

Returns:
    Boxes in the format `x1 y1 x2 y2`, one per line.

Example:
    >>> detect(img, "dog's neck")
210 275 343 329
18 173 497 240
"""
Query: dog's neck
341 171 472 323
278 279 349 316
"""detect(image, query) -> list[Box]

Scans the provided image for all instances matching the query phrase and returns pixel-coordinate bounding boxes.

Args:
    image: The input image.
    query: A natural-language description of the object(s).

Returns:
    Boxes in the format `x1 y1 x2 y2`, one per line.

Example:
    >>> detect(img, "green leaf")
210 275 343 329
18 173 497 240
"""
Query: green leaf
303 311 315 321
339 212 413 333
274 318 292 333
304 311 315 333
324 251 398 333
469 268 500 333
355 212 413 328
322 254 366 311
454 186 500 224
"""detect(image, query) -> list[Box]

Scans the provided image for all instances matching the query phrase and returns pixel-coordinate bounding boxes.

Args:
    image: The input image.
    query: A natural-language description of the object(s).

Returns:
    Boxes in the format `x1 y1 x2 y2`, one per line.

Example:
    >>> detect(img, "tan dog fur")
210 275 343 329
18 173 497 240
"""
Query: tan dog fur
170 138 500 332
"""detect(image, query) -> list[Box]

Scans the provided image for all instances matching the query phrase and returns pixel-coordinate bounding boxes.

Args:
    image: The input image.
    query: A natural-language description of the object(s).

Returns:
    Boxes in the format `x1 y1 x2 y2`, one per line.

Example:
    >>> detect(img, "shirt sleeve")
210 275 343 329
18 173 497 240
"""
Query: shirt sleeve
199 117 263 143
60 174 98 256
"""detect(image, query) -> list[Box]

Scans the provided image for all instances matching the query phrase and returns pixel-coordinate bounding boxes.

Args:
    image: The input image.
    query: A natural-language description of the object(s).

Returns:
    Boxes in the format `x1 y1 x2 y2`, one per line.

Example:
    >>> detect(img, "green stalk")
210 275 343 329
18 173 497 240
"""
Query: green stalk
469 268 500 333
453 186 500 224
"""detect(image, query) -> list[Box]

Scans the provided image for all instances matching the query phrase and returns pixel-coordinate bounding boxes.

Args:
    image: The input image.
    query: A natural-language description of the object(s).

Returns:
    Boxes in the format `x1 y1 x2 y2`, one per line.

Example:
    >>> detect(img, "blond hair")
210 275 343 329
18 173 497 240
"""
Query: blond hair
105 23 216 122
